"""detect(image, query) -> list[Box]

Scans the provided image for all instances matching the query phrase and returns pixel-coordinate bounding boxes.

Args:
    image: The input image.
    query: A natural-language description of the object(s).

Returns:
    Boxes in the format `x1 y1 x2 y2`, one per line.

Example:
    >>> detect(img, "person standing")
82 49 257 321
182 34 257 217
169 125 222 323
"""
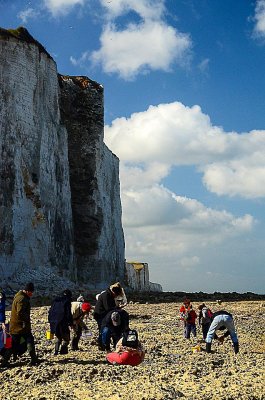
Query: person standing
48 289 73 355
179 298 197 339
205 310 239 354
198 303 213 340
71 301 91 351
9 282 39 366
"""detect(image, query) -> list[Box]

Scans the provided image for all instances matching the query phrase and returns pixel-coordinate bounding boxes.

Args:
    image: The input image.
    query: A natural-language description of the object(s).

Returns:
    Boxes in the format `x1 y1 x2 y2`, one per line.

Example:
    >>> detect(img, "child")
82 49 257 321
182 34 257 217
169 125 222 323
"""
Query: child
179 298 197 339
198 303 213 340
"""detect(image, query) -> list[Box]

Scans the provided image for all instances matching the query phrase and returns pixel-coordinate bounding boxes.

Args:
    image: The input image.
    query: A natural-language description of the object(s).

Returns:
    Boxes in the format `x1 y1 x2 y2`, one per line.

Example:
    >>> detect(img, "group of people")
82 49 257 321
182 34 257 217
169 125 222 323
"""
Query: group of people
93 282 145 365
0 282 145 368
179 298 239 354
0 285 240 368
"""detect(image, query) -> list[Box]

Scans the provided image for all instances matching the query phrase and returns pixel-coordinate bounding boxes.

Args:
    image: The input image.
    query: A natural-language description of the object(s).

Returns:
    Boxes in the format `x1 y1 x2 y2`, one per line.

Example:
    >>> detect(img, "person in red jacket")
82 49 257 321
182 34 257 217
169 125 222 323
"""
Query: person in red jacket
179 298 197 339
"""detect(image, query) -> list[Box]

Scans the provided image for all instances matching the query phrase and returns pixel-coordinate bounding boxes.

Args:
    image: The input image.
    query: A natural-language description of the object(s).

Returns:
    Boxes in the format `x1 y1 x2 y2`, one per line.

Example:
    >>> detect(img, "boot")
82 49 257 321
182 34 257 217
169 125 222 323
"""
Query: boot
60 344 68 355
54 341 60 356
71 337 79 351
27 342 39 366
233 342 239 354
206 342 212 353
0 349 12 368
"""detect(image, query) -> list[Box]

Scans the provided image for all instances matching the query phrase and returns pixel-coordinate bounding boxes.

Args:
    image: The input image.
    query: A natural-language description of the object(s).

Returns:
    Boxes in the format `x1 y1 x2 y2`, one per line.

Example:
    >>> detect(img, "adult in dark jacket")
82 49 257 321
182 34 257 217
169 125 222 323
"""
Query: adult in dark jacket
205 310 239 354
93 286 123 348
48 289 73 355
8 282 39 366
100 309 129 351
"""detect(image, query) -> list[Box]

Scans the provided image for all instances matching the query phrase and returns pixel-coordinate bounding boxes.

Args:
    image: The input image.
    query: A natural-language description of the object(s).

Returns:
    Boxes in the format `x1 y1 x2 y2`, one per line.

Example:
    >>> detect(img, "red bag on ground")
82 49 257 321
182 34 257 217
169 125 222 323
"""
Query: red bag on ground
106 350 143 366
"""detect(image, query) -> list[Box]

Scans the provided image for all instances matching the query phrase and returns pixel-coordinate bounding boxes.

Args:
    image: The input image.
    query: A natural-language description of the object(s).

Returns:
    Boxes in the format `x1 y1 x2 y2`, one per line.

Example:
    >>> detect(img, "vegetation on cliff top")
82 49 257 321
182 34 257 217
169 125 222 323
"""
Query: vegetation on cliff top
0 26 52 59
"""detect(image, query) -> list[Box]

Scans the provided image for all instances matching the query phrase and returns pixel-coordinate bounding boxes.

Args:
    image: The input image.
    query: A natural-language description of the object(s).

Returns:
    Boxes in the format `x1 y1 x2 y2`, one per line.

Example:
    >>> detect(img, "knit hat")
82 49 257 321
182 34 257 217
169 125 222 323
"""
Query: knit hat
111 311 121 326
24 282 34 292
81 302 91 313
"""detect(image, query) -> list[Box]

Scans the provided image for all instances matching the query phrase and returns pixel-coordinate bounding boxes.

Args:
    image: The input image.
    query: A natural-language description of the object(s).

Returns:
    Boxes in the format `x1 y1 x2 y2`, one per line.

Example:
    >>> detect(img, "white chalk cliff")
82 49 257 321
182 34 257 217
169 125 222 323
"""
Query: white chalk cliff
0 28 125 290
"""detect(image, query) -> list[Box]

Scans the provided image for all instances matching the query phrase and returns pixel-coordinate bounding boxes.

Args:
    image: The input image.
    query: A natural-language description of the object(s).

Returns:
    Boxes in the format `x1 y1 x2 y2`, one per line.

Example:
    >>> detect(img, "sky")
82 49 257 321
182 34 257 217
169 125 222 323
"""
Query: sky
1 0 265 293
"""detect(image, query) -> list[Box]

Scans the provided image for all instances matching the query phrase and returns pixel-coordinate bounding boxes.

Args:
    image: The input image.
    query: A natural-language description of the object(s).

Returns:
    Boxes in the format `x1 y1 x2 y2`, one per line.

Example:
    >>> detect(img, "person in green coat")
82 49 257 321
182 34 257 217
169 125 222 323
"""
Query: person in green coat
8 282 39 366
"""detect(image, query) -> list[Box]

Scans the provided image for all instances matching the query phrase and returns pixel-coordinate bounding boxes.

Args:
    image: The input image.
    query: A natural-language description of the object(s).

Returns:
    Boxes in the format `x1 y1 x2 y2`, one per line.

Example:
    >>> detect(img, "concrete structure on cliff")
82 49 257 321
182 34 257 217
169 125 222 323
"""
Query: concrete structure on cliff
0 27 124 290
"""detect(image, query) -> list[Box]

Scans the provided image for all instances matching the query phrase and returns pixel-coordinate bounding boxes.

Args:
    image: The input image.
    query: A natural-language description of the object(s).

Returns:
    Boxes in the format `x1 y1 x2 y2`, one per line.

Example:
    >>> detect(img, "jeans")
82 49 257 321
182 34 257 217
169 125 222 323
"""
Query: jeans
206 315 238 344
101 327 121 350
184 323 196 339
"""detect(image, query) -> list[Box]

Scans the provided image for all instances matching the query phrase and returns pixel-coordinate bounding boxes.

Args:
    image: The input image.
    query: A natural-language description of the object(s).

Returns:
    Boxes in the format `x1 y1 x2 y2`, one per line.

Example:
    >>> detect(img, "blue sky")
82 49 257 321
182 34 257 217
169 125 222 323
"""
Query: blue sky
1 0 265 293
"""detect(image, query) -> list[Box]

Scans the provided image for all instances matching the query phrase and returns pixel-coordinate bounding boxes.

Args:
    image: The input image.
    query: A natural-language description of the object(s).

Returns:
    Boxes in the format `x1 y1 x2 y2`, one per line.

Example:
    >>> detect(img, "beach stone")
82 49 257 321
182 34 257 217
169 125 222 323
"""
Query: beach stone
0 300 264 399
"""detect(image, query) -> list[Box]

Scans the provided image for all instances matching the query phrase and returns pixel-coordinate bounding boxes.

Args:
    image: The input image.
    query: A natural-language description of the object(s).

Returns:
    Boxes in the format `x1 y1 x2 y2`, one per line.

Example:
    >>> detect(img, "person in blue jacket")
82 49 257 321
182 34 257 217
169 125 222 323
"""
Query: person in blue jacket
48 289 73 355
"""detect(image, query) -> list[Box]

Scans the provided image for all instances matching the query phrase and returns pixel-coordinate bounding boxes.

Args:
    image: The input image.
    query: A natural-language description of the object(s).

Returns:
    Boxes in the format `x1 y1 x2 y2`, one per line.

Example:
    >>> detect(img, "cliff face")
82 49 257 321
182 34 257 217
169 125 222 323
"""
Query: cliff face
59 76 125 287
125 262 163 292
0 28 125 289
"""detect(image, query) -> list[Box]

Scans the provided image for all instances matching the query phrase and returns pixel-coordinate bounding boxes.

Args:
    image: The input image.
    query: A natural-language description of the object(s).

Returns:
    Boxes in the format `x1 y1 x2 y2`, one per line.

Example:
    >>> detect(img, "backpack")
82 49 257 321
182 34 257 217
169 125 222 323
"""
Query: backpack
201 307 213 324
122 329 139 349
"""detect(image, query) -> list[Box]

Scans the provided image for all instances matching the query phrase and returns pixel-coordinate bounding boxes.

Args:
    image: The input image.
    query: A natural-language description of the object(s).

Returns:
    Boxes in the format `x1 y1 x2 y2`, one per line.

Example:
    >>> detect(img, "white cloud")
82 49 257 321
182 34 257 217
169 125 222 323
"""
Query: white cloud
17 8 39 23
105 102 265 198
68 0 192 79
99 0 165 21
91 21 191 80
120 162 170 190
122 183 254 237
105 101 265 291
202 160 265 198
70 51 90 66
180 256 200 270
122 185 255 290
43 0 85 16
253 0 265 38
198 58 210 73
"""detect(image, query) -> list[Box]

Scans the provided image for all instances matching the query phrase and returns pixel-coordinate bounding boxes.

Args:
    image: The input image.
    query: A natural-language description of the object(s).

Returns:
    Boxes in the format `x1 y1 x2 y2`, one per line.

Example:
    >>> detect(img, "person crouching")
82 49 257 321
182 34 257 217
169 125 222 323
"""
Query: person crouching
205 310 239 354
71 301 91 351
100 309 129 351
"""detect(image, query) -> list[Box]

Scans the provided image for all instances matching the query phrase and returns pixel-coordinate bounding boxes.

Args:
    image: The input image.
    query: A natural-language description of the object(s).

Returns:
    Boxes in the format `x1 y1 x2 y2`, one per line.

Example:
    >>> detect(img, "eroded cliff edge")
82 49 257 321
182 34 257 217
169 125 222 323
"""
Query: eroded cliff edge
0 27 125 291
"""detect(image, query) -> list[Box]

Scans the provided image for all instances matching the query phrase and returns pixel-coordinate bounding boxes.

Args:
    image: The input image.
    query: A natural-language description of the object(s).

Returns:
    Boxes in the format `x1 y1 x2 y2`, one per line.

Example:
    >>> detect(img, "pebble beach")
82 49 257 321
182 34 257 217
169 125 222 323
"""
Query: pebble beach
0 300 264 400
